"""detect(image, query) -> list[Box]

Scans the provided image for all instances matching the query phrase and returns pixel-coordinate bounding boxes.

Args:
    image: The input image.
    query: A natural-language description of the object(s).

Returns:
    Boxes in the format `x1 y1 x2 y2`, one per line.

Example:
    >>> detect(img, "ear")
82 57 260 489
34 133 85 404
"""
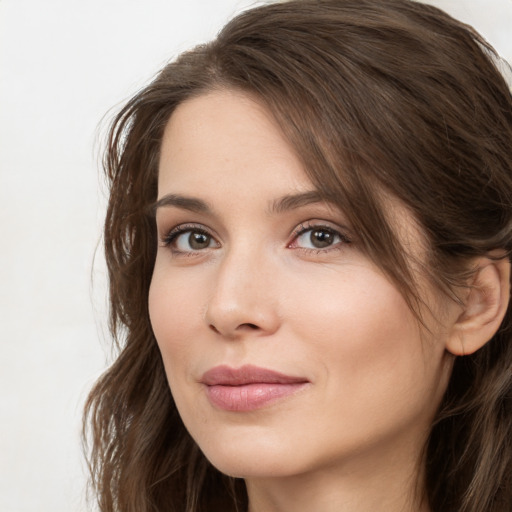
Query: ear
446 254 510 356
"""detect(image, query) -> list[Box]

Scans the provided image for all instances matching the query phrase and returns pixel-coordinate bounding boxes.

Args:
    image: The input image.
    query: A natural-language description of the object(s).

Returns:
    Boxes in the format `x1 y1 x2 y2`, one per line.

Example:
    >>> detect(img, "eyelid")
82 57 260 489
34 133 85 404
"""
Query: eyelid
288 220 352 250
160 223 220 252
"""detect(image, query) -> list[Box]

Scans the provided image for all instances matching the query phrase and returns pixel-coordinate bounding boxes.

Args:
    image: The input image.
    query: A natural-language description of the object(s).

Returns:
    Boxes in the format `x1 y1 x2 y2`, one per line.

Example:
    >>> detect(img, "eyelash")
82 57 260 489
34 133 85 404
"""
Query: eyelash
160 221 351 256
290 222 351 254
161 223 216 255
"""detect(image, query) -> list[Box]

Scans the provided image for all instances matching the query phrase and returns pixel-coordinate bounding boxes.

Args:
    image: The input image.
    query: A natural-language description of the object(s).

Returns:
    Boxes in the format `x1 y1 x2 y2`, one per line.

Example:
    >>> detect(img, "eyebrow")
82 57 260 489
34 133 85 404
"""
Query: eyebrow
151 190 331 216
152 194 212 215
269 190 328 214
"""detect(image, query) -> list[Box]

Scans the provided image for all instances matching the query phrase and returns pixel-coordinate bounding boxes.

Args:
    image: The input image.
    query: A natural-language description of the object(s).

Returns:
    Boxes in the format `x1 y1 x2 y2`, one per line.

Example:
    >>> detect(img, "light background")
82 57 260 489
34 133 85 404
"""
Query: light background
1 1 511 511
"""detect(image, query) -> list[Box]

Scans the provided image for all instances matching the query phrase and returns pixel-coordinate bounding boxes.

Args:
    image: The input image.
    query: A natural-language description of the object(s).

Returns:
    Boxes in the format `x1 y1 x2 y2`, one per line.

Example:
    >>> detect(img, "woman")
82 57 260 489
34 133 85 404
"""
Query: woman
84 1 512 511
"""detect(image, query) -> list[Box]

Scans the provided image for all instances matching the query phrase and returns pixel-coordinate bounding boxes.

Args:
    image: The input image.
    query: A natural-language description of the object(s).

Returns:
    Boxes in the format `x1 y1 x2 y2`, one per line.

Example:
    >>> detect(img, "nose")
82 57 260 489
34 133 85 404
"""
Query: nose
204 246 280 339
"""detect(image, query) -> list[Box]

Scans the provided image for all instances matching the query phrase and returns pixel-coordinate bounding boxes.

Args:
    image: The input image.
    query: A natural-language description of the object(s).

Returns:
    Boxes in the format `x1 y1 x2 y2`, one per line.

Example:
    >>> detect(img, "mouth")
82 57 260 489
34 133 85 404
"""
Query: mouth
200 364 309 412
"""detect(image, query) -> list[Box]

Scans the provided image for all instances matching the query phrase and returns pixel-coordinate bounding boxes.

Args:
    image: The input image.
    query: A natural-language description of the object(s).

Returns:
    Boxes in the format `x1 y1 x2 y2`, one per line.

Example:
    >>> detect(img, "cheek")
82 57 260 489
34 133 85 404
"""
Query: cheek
148 261 207 372
286 264 418 355
285 266 441 414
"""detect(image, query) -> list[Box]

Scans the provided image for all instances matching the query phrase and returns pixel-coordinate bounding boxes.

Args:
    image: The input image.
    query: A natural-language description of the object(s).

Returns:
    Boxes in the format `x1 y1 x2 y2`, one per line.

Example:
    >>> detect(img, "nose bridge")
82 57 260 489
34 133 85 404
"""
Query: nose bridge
205 239 279 337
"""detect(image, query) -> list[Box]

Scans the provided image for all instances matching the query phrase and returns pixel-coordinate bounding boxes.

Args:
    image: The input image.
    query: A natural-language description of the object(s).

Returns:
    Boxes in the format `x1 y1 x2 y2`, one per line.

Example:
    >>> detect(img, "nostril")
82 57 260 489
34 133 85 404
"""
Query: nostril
241 323 259 330
208 322 261 336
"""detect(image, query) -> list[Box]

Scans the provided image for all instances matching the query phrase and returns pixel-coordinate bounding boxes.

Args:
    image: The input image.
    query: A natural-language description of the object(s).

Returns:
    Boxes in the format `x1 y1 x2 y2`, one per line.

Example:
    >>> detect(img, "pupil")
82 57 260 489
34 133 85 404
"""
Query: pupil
189 232 209 249
311 229 332 248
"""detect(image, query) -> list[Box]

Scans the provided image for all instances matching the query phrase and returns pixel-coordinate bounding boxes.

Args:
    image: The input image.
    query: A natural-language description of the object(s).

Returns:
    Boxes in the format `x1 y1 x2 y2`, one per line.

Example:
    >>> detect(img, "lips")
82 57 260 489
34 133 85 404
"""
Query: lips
200 364 309 411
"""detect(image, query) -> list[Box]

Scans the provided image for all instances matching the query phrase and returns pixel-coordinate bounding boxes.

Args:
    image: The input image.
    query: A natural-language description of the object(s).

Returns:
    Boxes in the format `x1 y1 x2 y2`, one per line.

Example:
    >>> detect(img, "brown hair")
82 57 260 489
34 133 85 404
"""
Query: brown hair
84 1 512 511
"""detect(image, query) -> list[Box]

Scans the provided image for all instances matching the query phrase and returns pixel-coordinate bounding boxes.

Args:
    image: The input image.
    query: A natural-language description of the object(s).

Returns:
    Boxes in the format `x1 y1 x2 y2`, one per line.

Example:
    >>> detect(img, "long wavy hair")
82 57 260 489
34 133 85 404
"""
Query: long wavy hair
84 1 512 511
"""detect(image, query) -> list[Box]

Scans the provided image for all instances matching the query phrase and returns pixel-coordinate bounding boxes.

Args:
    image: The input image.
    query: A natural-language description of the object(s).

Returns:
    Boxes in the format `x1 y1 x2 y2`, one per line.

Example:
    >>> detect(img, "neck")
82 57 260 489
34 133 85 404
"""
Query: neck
245 437 430 512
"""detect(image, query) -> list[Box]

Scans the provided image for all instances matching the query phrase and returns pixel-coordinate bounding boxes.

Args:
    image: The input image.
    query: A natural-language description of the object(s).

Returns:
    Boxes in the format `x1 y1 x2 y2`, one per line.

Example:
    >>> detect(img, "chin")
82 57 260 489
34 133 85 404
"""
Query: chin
208 456 301 480
196 434 309 479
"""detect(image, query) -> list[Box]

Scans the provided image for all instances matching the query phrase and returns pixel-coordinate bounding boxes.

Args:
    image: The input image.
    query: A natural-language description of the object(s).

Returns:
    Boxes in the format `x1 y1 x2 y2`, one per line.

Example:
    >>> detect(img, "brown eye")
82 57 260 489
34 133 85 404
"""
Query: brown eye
188 231 212 250
309 229 335 248
292 225 347 251
165 227 218 252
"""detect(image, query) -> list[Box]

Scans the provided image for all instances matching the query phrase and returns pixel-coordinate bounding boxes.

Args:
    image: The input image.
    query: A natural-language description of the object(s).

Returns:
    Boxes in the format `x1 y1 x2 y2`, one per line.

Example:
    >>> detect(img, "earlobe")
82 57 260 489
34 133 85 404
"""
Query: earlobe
446 255 511 356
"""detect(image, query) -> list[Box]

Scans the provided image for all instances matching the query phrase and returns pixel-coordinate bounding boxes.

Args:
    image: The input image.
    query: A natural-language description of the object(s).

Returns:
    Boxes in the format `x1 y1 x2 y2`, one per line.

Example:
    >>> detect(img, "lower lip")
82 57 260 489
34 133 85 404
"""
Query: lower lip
205 382 308 412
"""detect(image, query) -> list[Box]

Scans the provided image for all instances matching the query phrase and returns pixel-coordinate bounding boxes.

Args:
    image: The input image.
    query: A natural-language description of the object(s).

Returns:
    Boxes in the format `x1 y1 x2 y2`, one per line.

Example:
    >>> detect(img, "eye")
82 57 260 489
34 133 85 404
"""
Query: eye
290 224 350 251
162 225 218 253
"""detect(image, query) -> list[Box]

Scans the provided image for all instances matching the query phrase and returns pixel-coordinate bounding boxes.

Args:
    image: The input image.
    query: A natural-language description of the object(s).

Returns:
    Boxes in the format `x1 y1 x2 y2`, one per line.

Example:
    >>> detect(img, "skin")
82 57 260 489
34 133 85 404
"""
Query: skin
149 89 461 512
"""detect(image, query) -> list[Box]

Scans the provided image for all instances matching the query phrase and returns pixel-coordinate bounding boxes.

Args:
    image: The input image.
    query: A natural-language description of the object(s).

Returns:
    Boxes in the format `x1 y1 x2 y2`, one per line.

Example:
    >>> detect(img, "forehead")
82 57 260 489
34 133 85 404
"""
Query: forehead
158 89 311 195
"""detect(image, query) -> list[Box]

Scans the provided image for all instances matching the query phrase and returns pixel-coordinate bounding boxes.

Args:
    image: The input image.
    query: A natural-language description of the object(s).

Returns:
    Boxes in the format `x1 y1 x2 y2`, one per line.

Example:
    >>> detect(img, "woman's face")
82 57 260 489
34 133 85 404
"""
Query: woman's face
149 90 456 480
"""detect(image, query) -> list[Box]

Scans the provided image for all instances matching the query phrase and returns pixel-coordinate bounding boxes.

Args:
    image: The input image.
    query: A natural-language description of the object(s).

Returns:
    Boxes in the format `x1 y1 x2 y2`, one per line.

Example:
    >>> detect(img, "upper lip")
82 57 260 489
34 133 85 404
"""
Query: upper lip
200 364 308 386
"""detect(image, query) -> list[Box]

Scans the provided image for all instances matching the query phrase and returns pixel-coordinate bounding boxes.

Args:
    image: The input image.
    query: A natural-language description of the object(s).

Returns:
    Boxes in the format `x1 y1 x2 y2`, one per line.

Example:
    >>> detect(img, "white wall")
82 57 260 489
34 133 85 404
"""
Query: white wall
1 1 511 511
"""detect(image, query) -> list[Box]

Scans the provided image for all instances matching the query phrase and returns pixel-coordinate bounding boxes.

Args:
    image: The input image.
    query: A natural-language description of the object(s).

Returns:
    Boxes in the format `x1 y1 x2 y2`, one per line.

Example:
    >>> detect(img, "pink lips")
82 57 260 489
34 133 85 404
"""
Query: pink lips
200 365 309 412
